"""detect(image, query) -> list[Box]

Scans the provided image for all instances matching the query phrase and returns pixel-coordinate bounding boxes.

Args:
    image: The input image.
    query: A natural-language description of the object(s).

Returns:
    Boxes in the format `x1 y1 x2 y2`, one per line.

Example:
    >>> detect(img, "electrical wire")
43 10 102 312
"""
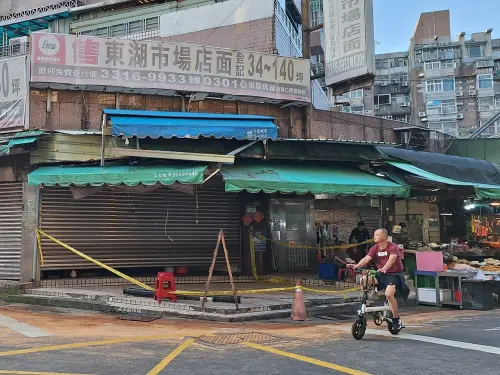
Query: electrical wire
200 0 246 45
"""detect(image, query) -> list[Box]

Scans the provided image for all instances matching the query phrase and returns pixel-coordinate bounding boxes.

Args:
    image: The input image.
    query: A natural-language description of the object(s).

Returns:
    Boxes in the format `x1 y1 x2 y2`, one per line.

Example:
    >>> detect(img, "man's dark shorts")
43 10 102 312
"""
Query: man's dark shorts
375 273 402 291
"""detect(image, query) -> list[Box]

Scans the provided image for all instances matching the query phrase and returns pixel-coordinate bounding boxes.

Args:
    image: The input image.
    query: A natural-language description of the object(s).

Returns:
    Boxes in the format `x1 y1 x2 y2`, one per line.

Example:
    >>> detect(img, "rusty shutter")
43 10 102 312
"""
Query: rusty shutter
0 182 23 280
39 178 241 271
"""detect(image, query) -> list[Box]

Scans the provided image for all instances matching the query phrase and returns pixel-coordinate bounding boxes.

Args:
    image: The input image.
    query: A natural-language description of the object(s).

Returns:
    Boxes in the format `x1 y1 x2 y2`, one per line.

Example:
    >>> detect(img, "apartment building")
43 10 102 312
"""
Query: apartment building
410 10 500 137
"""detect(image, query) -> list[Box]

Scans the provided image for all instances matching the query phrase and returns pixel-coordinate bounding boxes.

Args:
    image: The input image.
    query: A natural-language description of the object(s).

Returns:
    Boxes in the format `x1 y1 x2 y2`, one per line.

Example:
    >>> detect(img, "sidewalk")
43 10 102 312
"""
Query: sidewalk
5 280 363 322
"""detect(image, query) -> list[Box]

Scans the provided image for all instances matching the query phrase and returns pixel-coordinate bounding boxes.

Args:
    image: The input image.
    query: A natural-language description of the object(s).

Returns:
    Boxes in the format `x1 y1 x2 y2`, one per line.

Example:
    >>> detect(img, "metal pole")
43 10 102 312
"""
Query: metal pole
301 0 312 139
31 186 41 281
100 113 107 167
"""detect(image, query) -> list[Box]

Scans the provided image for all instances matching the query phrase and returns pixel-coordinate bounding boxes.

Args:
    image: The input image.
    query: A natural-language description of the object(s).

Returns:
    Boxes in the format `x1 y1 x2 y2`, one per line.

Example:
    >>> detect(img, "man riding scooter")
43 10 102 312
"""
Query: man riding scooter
348 228 409 330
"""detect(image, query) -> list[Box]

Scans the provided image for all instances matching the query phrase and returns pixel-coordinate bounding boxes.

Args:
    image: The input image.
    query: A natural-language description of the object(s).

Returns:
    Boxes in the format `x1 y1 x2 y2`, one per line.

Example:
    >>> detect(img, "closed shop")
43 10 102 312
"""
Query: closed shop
38 178 241 272
0 182 23 280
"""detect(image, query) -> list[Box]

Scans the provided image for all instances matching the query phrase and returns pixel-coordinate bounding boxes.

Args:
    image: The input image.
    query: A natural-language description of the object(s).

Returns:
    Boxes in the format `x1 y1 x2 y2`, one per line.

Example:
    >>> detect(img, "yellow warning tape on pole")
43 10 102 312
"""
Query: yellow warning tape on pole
36 230 44 266
249 233 260 282
37 230 154 292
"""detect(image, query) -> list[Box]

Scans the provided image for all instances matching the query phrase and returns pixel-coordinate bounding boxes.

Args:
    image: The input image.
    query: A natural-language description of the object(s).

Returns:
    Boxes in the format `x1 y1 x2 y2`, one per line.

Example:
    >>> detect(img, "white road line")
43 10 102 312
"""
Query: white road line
0 314 51 338
341 327 500 355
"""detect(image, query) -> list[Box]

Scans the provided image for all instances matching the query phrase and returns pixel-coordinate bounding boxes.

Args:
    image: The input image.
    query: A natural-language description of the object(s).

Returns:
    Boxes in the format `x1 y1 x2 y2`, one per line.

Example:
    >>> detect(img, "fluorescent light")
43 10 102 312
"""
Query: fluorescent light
464 204 476 210
440 213 452 216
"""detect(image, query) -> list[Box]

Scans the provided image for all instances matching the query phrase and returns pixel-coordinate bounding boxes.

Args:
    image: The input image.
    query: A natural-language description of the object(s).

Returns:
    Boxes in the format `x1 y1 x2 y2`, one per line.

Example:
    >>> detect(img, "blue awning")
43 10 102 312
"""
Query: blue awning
104 109 278 141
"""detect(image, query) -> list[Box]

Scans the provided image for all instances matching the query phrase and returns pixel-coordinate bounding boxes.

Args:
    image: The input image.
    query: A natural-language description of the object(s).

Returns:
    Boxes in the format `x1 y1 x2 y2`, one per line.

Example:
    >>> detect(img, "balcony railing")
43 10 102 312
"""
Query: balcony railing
0 42 29 59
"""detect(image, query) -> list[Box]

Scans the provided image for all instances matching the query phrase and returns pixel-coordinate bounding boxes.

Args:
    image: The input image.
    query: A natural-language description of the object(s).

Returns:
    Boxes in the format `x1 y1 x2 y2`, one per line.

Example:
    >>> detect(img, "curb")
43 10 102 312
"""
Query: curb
6 294 360 322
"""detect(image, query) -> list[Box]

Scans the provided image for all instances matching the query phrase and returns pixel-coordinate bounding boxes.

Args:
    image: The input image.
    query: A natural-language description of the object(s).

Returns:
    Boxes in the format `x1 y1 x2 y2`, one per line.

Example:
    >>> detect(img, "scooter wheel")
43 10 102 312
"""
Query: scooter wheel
387 321 402 335
373 314 383 326
351 318 366 340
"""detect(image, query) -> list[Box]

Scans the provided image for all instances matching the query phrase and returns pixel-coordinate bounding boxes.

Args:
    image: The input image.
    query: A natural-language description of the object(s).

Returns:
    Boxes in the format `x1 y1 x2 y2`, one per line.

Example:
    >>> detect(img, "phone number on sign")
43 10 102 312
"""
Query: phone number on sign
101 69 239 88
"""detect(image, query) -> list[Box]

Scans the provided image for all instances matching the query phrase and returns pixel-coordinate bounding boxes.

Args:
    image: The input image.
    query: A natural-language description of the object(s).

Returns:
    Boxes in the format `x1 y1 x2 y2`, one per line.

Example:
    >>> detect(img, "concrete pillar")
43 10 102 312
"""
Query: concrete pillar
20 180 39 282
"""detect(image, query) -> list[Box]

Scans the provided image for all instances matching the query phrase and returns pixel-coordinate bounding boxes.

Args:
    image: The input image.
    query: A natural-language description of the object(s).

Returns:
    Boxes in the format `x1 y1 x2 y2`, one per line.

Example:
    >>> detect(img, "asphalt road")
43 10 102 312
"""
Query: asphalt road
0 303 498 375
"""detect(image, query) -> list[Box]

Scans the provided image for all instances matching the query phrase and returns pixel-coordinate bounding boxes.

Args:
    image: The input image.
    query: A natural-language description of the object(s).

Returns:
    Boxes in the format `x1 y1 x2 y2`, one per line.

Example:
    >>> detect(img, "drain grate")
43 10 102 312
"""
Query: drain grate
197 332 280 346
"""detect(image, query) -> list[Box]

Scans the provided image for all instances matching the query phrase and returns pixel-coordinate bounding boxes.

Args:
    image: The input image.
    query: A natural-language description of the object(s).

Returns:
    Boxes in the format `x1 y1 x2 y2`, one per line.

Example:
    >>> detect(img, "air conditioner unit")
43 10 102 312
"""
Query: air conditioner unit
469 89 477 96
457 86 463 90
364 110 372 114
469 85 475 89
456 90 464 96
374 104 380 109
381 82 388 87
456 102 464 106
418 72 425 77
401 103 408 107
458 80 463 84
457 114 464 119
8 36 28 55
402 82 409 87
392 80 398 84
416 83 423 88
417 89 424 93
418 111 426 117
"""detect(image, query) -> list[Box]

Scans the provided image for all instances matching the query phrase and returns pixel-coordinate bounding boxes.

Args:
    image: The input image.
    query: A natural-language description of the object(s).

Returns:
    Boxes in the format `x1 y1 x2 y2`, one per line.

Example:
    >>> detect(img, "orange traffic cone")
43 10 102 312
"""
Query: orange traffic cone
291 280 307 321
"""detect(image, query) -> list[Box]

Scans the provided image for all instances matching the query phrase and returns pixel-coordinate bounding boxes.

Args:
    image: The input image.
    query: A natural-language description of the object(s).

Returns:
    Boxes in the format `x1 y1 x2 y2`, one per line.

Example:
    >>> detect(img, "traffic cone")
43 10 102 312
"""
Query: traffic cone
291 280 307 321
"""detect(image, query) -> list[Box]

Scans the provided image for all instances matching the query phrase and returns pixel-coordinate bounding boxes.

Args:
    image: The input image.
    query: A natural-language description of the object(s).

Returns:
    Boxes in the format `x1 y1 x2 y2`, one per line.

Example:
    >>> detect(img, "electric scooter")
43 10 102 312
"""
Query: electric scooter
351 269 404 340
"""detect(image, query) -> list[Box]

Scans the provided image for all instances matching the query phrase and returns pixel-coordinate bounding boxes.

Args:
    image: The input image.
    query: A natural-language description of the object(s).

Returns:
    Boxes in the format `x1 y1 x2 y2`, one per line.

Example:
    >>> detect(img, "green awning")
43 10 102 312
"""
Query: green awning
220 162 410 197
28 165 207 187
0 130 45 156
388 161 500 199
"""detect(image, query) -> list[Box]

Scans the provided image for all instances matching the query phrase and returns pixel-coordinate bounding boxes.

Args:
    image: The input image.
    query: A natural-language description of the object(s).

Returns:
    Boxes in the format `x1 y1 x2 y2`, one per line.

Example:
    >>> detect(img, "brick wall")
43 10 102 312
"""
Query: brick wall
29 88 300 136
314 199 380 243
312 109 404 143
158 18 275 54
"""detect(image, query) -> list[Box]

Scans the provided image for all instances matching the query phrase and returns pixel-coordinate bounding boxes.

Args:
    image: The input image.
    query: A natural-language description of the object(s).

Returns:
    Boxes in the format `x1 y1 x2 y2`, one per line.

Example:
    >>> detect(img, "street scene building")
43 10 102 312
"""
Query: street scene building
0 2 499 375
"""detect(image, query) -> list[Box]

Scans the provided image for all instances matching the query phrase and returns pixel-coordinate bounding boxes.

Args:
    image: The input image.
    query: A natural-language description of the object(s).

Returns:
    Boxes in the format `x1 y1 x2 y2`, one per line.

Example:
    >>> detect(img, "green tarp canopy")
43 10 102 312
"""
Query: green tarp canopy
221 162 410 197
388 161 500 199
28 165 207 187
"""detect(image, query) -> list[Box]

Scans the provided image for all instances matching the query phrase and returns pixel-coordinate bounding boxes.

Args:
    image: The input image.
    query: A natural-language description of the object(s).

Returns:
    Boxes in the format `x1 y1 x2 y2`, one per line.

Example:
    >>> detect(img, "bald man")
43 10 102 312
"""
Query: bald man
348 228 405 330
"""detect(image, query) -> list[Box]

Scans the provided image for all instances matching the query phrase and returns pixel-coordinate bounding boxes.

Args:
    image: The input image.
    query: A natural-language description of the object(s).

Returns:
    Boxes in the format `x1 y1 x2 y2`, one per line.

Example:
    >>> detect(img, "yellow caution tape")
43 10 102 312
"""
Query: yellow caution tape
36 230 44 266
251 232 374 251
37 230 155 292
249 233 260 282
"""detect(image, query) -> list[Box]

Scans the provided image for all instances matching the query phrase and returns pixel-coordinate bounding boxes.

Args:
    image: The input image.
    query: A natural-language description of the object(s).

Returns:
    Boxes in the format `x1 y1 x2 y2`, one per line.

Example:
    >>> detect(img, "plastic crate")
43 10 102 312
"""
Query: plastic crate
318 263 339 280
462 280 496 311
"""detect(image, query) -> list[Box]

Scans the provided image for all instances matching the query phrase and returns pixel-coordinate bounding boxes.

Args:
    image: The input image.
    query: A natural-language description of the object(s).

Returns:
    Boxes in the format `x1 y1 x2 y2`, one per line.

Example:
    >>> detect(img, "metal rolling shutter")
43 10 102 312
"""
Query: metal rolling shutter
39 178 241 270
360 215 382 237
0 182 23 280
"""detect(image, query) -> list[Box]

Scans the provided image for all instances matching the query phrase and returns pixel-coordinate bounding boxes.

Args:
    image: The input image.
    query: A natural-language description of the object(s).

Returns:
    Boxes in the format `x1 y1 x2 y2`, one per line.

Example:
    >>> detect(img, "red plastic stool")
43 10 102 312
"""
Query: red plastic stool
155 272 176 303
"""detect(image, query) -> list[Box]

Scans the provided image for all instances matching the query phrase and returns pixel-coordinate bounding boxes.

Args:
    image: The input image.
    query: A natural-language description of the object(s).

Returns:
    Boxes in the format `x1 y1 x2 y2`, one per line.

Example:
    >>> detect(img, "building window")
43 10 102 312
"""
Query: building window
425 60 454 70
496 97 500 109
348 89 363 99
468 45 483 58
376 60 389 69
422 49 438 61
111 24 125 37
374 94 391 105
95 27 108 37
426 99 457 115
479 97 494 111
428 121 458 136
128 20 143 35
426 79 455 93
478 74 493 89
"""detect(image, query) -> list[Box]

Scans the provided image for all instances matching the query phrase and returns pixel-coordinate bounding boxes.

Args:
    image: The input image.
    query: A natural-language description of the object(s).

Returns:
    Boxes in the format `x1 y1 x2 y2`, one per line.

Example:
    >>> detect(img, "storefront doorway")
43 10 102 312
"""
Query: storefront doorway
270 199 316 273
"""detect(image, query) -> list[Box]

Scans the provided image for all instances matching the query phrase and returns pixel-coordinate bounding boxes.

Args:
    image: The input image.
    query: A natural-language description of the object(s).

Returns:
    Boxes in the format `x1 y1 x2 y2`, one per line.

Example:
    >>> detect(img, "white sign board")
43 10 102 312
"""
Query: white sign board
31 33 311 103
323 0 375 87
0 56 28 130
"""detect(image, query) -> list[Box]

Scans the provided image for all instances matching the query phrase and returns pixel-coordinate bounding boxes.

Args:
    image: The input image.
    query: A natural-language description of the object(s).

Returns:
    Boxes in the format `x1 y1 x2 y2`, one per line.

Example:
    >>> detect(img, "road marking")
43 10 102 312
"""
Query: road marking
0 314 50 338
0 334 189 358
146 338 196 375
243 342 372 375
0 371 93 375
356 328 500 355
484 327 500 331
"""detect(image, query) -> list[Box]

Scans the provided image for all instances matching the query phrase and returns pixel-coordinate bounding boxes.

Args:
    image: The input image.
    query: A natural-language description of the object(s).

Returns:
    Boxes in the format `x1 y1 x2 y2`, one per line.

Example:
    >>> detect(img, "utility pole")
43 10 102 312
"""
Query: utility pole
301 0 312 138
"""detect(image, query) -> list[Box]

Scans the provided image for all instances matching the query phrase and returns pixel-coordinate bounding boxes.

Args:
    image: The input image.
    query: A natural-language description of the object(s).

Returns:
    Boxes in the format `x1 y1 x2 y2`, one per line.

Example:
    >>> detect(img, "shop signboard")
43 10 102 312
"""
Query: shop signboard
0 56 28 130
31 33 311 103
323 0 375 87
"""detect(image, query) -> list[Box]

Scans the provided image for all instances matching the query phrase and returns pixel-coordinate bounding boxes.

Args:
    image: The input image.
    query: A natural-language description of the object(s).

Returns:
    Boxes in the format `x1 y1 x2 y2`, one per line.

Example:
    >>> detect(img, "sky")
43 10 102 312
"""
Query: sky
373 0 500 54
